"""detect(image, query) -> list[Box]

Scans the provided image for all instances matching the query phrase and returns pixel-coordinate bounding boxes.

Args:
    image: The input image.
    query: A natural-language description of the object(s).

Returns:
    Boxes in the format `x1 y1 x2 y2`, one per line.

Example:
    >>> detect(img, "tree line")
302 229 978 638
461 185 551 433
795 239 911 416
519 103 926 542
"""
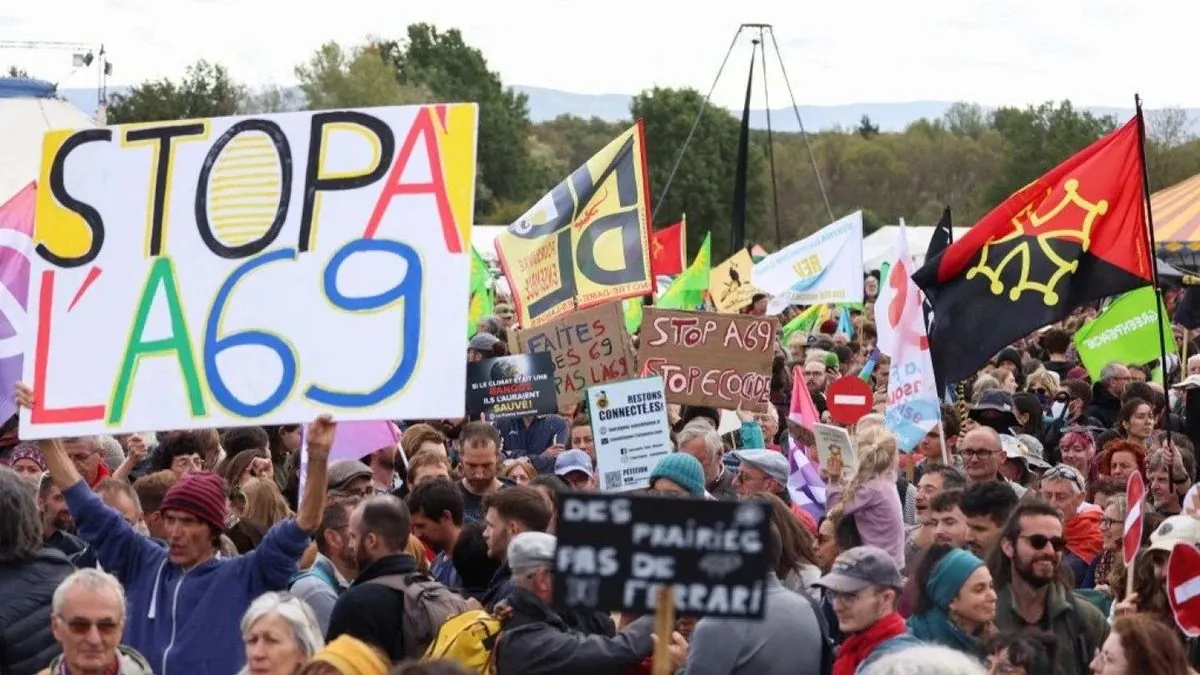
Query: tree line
31 24 1200 260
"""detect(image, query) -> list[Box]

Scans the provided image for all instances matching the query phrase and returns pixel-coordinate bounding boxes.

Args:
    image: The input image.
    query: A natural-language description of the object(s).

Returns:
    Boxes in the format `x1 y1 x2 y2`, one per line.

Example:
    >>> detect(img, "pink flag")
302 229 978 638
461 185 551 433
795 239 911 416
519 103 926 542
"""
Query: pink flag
788 366 819 427
0 183 35 424
327 420 401 462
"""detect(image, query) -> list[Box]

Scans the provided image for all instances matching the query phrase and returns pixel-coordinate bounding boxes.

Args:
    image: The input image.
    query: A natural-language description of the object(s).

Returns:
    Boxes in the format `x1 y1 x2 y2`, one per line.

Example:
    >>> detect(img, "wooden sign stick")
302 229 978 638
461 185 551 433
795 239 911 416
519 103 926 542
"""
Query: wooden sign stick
651 586 677 675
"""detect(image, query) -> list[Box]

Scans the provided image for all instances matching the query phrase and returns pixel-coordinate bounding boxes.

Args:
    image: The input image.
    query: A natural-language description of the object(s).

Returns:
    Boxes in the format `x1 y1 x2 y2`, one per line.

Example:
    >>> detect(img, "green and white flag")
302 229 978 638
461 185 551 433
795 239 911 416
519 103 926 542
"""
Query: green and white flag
1074 286 1176 379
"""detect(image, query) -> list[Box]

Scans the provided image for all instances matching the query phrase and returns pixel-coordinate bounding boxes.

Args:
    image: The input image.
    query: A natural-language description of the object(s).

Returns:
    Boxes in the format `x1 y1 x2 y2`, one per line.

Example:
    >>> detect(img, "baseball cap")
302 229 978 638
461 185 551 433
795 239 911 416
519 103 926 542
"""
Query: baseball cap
554 449 594 478
469 332 502 353
327 460 373 491
813 545 904 593
508 531 557 570
1016 434 1050 471
1148 515 1200 553
972 389 1014 414
731 449 789 484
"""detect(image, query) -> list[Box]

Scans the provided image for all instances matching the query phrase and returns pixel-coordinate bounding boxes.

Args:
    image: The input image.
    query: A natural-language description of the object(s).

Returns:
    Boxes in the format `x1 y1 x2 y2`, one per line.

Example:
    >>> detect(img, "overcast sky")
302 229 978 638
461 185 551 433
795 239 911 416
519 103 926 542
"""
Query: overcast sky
1 0 1193 109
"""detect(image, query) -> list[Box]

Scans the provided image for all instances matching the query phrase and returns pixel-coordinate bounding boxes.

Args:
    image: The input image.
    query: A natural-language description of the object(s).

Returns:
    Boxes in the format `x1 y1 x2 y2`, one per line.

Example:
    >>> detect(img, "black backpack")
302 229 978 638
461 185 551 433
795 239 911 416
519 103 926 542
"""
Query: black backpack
800 592 835 675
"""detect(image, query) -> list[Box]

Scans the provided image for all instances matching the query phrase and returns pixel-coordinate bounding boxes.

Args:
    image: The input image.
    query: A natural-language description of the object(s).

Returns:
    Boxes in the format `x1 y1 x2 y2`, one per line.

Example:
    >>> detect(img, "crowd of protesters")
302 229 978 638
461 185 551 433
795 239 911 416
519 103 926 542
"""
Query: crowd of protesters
2 286 1200 675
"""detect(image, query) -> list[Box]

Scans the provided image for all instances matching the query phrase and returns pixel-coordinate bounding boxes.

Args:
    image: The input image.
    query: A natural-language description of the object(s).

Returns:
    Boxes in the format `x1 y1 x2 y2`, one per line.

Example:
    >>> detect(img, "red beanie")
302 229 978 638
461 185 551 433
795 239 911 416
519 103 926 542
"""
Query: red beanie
160 472 228 532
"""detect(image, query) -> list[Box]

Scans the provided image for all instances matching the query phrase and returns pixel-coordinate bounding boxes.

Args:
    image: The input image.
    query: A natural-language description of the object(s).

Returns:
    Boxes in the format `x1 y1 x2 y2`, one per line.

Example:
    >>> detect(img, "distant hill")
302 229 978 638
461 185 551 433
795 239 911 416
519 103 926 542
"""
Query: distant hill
56 84 1191 132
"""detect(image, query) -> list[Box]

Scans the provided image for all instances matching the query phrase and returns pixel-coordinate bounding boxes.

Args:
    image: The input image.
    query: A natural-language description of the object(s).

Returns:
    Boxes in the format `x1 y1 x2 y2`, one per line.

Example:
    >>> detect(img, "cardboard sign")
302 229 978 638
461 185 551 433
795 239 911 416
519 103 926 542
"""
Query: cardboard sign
466 352 558 421
553 493 770 618
509 302 633 407
710 249 762 313
637 308 777 412
21 104 479 437
587 376 672 492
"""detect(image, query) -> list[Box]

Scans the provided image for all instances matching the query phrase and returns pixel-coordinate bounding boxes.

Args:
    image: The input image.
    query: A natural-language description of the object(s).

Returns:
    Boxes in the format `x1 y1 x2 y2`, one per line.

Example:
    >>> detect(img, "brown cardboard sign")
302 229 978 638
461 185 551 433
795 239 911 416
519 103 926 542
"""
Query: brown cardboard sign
509 302 634 407
637 308 777 412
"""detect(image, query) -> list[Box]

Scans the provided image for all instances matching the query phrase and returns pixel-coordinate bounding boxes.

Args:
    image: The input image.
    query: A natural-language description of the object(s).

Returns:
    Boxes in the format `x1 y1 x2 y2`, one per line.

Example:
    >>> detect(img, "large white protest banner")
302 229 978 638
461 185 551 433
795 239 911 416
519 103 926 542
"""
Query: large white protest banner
22 104 479 437
752 211 864 314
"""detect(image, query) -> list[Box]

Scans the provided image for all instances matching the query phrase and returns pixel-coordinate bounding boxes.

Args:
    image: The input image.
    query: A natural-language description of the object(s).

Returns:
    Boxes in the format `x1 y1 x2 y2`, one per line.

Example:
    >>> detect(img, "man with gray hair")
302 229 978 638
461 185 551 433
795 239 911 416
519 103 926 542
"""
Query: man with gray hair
1086 361 1130 429
676 419 735 499
46 568 152 675
0 467 74 675
495 532 654 675
60 436 109 489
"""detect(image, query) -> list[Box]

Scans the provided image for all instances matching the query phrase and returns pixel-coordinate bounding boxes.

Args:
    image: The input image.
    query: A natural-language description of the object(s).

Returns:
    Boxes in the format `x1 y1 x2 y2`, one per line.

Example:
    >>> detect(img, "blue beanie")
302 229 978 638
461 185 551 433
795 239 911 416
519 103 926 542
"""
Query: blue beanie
927 548 985 609
649 454 706 497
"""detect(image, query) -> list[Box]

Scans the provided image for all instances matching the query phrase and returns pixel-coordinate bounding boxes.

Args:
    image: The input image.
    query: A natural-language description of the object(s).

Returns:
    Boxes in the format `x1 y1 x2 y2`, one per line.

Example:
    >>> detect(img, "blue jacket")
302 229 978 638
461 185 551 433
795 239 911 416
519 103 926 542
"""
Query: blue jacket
63 480 311 675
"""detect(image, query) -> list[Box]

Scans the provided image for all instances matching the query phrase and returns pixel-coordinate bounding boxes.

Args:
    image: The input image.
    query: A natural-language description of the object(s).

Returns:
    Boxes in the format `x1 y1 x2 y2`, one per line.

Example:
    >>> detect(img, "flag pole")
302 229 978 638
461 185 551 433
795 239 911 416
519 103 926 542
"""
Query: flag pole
1135 95 1172 390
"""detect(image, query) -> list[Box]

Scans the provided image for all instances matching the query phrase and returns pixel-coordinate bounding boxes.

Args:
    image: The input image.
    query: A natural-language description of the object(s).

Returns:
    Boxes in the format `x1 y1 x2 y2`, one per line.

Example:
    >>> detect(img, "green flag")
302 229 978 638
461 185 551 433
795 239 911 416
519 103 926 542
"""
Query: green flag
780 304 823 345
1074 286 1175 379
623 297 644 334
468 247 493 336
657 232 711 310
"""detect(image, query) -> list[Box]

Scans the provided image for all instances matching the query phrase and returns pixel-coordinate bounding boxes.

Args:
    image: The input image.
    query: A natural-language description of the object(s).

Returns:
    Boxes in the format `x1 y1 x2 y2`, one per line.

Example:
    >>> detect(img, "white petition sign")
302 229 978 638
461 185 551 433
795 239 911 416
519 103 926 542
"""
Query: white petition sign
588 376 672 492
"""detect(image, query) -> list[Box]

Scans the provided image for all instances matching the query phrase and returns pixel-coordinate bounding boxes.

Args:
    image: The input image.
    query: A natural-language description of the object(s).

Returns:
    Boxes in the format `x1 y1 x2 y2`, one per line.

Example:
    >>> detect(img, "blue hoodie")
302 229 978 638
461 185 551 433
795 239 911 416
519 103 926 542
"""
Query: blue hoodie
63 480 311 675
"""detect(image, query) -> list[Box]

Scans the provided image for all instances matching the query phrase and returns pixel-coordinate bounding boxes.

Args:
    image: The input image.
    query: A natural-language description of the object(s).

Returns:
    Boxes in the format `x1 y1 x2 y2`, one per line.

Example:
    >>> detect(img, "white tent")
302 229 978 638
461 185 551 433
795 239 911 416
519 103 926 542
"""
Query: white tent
0 78 97 203
862 224 971 270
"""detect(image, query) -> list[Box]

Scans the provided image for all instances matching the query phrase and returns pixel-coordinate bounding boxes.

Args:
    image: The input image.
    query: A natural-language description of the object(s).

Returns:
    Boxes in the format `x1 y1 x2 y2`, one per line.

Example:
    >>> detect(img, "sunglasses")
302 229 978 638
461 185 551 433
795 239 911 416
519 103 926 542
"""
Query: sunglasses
1019 534 1067 552
58 615 122 637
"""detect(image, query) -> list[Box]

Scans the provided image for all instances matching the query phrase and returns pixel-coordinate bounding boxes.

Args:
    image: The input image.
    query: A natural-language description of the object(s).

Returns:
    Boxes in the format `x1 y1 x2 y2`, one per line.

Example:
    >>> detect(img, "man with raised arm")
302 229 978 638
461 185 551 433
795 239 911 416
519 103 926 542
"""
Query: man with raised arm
16 383 335 675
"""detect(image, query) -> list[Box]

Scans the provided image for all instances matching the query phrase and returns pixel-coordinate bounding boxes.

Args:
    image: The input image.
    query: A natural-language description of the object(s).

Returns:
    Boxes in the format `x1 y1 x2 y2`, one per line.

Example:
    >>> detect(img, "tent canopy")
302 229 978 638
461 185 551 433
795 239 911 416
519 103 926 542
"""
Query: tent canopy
861 225 971 270
1152 173 1200 269
0 77 96 202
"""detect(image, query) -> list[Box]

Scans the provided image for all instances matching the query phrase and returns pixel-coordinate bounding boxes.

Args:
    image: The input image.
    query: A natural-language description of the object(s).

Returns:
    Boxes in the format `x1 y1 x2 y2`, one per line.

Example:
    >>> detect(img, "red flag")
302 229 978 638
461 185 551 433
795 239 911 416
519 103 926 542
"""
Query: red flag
1124 471 1145 566
650 217 686 276
914 118 1153 385
1168 541 1200 636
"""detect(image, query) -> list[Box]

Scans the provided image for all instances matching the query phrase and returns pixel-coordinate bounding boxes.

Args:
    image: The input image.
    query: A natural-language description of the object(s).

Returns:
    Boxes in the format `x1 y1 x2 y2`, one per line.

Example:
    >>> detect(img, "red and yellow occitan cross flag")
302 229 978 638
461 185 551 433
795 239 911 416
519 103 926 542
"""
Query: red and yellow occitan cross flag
913 118 1154 385
650 216 687 277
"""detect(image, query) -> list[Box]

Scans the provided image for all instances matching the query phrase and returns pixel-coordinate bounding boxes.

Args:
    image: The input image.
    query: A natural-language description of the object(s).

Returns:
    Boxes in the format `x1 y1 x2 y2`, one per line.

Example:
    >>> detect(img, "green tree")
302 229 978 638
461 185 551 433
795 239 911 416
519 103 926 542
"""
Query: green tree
379 24 541 219
943 102 987 140
239 82 302 114
1145 107 1200 192
856 115 880 139
106 60 244 124
984 100 1116 206
632 87 767 258
6 66 29 77
295 41 431 110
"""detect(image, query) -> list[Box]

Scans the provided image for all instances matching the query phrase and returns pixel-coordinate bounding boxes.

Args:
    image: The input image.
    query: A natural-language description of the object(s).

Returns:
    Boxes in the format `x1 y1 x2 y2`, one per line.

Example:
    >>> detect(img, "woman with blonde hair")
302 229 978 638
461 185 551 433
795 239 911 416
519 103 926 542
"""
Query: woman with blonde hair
242 477 295 530
826 425 906 568
499 457 536 485
237 591 325 675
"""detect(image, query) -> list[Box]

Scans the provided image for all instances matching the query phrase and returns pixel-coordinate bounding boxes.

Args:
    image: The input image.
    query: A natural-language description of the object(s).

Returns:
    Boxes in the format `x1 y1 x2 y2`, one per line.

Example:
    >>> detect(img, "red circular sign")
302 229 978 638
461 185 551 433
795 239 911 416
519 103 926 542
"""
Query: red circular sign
826 376 874 425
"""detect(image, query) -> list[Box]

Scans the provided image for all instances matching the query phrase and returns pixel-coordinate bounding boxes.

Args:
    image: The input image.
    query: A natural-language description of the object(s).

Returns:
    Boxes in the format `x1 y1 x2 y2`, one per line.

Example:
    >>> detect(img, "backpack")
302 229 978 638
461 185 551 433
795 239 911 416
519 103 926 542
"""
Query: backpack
422 609 503 674
288 564 338 592
800 592 835 675
368 572 472 659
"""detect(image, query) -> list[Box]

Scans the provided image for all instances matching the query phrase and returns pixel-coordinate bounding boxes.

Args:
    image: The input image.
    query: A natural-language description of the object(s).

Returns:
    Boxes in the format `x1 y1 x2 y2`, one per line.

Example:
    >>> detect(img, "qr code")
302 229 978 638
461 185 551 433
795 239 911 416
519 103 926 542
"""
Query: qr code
603 471 622 490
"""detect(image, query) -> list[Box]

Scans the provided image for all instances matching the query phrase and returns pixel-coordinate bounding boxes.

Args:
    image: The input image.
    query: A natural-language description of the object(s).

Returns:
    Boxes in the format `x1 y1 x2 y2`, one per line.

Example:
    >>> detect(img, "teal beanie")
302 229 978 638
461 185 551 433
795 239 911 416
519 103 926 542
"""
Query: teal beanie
649 453 706 497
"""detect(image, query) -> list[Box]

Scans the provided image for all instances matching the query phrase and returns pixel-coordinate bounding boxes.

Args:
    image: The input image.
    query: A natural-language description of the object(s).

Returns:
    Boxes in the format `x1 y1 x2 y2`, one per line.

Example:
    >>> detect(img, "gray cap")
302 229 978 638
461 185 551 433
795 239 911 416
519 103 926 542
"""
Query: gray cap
1016 434 1050 471
469 332 502 352
508 532 556 571
813 545 903 593
731 449 789 484
327 459 373 491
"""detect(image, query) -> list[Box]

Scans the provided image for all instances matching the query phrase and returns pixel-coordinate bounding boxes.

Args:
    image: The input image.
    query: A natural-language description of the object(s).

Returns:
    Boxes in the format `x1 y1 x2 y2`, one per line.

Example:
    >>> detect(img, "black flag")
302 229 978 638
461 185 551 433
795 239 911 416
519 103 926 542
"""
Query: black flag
730 43 755 254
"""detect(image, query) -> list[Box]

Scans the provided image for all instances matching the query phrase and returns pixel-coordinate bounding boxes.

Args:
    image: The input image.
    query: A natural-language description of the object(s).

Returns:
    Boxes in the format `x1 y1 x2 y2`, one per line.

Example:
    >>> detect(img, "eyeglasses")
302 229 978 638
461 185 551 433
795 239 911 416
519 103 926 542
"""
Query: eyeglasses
1101 517 1124 528
1019 534 1067 552
68 452 94 463
959 447 999 459
57 615 122 637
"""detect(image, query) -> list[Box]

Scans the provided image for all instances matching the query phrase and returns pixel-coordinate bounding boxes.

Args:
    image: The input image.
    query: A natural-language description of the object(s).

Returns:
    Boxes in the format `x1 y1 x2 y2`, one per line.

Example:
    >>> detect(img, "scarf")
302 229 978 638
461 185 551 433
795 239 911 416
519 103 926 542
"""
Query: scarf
1065 508 1104 563
88 461 111 488
833 612 908 675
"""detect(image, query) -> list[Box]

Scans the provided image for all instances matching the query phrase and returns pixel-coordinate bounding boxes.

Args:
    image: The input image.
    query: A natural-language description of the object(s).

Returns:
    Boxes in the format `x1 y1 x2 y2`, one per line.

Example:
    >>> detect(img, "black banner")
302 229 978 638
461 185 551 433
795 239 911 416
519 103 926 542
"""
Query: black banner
553 493 770 618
